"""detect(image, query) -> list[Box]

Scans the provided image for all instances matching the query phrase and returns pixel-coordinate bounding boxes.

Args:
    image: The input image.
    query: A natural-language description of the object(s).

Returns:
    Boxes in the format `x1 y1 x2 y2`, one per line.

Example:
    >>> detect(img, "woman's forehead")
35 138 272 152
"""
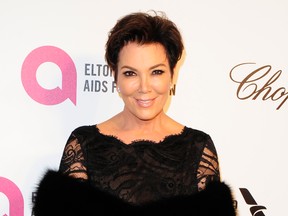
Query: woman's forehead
118 42 168 67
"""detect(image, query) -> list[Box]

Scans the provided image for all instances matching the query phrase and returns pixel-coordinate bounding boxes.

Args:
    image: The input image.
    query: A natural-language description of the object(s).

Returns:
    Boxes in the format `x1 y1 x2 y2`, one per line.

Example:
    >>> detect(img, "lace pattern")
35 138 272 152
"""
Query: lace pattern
59 125 220 204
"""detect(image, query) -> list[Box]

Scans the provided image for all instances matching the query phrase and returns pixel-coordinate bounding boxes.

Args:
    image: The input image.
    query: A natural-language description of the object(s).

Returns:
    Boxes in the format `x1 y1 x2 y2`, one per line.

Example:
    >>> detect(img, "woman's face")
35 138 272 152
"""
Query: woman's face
116 42 172 121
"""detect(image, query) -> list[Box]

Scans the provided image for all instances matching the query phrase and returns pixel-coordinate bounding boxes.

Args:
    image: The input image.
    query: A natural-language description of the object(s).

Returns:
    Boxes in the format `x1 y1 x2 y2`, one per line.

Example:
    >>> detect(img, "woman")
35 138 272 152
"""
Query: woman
33 11 235 216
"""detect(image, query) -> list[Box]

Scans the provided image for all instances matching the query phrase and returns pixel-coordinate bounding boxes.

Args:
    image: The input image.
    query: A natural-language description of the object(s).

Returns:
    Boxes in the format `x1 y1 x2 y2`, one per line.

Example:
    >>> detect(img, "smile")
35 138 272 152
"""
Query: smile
136 99 154 107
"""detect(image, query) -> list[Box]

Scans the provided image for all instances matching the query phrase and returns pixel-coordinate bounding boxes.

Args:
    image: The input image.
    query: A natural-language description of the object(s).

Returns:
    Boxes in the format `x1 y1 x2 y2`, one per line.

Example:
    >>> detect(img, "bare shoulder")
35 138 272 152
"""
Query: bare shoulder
96 115 120 134
165 116 185 134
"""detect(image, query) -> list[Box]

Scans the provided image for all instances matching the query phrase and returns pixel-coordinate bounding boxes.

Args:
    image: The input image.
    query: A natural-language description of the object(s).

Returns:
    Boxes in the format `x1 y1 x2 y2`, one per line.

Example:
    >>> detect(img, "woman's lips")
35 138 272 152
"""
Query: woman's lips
136 99 154 107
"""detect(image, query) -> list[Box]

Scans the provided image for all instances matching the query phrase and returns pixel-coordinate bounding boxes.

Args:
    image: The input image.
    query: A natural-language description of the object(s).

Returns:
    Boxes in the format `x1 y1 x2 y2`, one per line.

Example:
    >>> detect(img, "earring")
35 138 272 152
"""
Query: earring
117 87 121 93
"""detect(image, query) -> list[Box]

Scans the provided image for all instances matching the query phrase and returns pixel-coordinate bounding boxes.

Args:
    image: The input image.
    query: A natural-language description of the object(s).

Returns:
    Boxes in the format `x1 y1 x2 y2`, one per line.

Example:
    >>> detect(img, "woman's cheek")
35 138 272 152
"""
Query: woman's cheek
119 81 139 95
153 82 171 94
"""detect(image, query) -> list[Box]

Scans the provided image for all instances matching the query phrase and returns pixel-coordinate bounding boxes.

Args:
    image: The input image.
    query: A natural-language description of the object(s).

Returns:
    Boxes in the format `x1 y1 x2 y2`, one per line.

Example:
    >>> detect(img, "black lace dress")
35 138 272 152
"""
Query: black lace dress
58 125 220 205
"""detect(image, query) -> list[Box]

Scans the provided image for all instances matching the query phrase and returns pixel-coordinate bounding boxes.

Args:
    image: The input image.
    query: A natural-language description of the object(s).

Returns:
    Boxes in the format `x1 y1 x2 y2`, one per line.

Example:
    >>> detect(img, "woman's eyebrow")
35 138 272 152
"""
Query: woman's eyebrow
120 63 167 71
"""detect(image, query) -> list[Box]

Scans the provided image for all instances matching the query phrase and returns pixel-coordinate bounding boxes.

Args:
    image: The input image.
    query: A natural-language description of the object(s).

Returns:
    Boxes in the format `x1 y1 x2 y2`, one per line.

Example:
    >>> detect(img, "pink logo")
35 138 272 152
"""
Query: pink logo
21 46 77 105
0 177 24 216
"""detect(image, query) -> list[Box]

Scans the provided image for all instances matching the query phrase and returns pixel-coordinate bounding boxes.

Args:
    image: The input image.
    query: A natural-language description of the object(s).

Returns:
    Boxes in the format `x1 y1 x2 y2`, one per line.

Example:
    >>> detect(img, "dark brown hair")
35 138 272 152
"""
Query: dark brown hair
105 11 184 82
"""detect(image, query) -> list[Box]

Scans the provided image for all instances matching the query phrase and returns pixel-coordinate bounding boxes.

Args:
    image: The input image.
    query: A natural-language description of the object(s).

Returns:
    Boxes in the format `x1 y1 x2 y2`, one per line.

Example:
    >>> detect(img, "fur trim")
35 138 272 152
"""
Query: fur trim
32 170 236 216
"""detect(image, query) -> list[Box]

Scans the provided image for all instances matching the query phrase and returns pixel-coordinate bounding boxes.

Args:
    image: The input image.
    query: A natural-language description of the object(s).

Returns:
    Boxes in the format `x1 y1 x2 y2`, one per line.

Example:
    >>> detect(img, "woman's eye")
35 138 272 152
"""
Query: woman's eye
152 70 164 75
123 71 136 76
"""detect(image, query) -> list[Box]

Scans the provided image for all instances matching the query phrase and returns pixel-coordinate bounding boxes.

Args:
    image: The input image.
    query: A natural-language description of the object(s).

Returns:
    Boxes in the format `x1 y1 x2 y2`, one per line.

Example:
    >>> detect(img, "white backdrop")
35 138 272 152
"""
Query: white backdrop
1 0 287 215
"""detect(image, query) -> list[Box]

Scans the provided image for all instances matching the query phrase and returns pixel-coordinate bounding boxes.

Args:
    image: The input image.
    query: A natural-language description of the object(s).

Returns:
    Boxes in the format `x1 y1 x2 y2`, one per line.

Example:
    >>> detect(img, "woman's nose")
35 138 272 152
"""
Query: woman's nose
138 76 151 93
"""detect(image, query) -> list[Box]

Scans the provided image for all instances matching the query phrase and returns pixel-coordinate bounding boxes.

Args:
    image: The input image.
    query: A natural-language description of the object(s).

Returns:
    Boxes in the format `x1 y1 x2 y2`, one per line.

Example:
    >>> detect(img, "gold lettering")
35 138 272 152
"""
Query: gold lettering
229 62 288 110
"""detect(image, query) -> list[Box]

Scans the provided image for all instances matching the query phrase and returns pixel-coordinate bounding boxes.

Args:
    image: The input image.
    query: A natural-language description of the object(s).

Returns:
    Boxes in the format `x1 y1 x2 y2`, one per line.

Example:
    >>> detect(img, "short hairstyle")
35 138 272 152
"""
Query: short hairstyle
105 11 184 82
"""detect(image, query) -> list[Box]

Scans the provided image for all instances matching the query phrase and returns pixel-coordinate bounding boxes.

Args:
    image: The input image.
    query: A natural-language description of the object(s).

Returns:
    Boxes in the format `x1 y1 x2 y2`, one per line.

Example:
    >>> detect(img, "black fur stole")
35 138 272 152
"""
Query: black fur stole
32 170 236 216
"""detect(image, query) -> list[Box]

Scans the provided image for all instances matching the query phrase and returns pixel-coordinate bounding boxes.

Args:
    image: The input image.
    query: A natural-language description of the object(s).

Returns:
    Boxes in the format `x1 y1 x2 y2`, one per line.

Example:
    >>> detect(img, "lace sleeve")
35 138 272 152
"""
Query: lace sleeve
197 139 220 192
58 133 88 181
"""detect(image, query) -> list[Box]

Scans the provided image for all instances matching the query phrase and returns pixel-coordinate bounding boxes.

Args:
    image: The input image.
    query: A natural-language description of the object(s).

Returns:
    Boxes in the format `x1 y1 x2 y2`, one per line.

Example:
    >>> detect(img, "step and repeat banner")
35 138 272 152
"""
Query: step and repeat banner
1 0 287 215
